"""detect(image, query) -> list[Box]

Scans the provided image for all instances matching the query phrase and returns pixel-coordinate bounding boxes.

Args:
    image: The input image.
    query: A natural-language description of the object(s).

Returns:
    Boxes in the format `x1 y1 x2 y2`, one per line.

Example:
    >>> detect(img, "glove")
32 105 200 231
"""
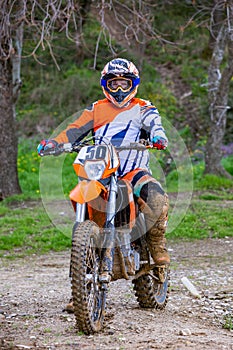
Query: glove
152 136 168 150
37 139 57 156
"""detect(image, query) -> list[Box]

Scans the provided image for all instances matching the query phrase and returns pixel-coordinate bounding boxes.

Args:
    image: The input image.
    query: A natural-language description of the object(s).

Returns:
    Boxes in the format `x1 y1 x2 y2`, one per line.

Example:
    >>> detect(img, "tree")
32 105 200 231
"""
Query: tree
0 1 24 199
161 0 233 178
204 0 233 177
185 0 233 177
90 0 233 178
0 0 168 199
0 0 92 199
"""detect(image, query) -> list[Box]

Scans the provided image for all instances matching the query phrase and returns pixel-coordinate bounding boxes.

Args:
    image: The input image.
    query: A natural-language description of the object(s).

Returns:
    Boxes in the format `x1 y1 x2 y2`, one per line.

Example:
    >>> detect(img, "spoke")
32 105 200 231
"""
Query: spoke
86 238 96 271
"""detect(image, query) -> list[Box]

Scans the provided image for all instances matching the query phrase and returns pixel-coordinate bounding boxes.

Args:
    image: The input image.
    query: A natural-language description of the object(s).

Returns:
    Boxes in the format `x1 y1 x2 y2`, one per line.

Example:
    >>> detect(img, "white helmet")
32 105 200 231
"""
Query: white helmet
100 58 140 108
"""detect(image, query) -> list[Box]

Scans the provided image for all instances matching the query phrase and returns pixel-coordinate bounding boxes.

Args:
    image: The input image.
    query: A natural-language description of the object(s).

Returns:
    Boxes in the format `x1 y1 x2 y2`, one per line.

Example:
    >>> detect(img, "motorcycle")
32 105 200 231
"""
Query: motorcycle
40 136 169 334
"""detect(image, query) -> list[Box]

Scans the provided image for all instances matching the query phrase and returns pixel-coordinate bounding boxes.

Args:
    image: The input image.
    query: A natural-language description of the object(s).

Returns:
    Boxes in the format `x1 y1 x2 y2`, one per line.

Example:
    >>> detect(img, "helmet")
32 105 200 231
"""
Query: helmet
100 58 140 108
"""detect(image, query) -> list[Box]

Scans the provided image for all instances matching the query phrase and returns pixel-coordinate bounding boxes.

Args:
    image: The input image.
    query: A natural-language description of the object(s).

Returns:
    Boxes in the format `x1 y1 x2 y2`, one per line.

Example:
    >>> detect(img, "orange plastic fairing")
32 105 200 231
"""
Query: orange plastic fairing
69 180 107 204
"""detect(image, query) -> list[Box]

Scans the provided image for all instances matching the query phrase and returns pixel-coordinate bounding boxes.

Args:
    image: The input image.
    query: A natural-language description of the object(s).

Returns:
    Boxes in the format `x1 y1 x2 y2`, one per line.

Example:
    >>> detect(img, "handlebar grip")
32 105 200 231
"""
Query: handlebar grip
40 149 59 156
40 142 73 156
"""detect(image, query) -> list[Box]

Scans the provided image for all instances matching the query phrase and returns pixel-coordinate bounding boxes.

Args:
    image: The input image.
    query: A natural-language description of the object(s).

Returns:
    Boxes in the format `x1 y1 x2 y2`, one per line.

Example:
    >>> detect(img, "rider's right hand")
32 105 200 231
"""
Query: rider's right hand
37 139 57 156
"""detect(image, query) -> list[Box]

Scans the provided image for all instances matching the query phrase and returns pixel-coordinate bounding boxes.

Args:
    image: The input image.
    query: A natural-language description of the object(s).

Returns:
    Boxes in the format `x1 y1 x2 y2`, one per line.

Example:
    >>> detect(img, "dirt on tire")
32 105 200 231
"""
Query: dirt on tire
0 237 233 350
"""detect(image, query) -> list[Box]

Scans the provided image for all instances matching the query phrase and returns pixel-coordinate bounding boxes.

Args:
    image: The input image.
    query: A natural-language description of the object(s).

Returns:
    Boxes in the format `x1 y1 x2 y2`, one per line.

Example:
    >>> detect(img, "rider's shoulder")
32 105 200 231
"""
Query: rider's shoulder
85 99 109 111
132 97 154 107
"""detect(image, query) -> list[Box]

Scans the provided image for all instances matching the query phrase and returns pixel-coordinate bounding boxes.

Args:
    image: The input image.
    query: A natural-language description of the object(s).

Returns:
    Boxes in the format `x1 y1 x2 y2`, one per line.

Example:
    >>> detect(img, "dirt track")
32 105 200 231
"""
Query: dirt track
0 238 233 350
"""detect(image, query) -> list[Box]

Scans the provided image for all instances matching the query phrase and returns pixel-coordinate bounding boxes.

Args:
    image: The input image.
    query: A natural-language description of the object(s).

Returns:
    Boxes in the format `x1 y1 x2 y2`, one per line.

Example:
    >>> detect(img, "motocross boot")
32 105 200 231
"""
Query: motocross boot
138 183 170 266
63 298 74 313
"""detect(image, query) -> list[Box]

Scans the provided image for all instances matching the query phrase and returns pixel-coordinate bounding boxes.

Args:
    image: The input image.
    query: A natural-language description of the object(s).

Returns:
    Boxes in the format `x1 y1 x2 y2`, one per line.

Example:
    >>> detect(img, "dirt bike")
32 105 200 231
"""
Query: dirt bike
40 136 169 334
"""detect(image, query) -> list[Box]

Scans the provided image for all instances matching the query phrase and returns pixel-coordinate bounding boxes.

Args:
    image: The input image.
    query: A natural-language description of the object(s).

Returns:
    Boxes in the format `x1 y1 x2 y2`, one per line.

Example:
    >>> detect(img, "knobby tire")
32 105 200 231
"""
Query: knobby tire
133 269 170 309
71 220 106 334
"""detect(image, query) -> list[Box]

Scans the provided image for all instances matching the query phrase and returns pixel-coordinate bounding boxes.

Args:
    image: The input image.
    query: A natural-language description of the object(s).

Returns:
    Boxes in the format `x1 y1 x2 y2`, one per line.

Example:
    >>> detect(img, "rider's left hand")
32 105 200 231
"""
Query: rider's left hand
152 136 168 150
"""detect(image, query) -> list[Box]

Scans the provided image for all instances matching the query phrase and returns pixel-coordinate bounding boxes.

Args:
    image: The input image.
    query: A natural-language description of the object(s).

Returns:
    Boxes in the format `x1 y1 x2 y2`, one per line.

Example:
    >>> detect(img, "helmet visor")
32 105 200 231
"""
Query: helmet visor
107 77 132 93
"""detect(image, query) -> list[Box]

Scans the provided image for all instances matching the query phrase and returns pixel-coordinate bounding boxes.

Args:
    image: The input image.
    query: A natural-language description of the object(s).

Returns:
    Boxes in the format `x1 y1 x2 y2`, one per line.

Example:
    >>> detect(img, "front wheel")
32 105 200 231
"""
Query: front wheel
71 220 106 334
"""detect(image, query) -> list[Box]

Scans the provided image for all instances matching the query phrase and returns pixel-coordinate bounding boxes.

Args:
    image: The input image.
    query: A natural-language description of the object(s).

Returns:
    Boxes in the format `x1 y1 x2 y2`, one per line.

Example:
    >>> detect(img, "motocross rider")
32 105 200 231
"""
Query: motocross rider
38 58 170 309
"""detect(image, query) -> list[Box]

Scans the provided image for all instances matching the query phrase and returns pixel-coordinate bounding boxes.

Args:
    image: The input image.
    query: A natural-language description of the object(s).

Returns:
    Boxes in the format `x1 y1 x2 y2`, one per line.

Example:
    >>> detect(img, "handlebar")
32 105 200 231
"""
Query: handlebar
116 142 150 151
40 138 152 157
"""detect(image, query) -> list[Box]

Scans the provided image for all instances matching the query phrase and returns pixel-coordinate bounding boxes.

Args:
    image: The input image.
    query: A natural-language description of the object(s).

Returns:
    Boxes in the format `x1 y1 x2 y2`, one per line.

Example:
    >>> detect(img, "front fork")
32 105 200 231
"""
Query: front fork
75 202 86 222
74 176 118 282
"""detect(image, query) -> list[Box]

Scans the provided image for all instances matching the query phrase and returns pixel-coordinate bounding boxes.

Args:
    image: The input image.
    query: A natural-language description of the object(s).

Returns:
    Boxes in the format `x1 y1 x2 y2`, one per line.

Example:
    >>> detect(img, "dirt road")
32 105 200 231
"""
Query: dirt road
0 238 232 349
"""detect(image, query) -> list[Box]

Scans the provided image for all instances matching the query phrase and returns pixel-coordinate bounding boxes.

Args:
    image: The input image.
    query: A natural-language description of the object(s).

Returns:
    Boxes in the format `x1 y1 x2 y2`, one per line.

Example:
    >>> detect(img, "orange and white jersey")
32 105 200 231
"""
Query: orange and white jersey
53 98 167 176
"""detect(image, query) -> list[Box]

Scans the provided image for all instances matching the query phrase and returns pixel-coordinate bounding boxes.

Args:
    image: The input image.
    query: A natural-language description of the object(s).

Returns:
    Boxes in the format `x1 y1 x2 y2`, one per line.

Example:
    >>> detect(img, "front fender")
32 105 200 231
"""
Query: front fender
69 180 107 204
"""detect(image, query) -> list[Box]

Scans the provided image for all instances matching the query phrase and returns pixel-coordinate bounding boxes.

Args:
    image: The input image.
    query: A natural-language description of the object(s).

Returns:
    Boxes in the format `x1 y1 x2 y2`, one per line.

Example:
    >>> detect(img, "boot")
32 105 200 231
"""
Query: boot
146 221 170 265
63 298 74 313
124 255 135 276
138 192 170 266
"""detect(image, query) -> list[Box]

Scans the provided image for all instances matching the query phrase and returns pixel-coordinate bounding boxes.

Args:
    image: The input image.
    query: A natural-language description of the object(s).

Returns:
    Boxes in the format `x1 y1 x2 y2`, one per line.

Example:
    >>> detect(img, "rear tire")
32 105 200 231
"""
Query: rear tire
71 220 106 334
132 268 169 309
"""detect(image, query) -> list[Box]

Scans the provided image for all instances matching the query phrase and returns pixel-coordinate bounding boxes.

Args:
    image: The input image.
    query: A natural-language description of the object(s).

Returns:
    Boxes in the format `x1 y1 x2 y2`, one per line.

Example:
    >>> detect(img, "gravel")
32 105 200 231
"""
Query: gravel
0 237 232 349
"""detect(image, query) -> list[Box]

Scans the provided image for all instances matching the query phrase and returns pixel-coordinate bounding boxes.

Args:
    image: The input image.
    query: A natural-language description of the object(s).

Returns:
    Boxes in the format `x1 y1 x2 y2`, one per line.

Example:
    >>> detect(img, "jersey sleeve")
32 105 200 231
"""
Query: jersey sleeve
52 106 94 144
140 101 168 142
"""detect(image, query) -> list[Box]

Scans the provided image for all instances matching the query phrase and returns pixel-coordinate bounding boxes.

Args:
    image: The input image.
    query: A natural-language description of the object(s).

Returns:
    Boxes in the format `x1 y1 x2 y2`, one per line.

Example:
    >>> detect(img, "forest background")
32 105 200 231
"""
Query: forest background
0 0 233 258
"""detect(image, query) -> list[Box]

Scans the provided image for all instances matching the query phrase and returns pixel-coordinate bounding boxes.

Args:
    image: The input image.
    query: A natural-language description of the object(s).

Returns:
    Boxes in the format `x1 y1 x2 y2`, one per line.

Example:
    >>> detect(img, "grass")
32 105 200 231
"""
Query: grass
0 200 71 258
196 174 233 190
199 192 233 200
168 198 233 240
17 139 42 198
1 190 232 258
223 314 233 331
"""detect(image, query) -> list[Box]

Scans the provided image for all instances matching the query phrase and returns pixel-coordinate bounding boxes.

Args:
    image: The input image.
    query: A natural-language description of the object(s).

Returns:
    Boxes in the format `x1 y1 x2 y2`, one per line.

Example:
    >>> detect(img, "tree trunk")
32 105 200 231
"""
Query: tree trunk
205 110 231 178
205 49 233 178
204 3 233 178
75 0 92 64
208 0 224 51
12 23 23 109
0 58 21 199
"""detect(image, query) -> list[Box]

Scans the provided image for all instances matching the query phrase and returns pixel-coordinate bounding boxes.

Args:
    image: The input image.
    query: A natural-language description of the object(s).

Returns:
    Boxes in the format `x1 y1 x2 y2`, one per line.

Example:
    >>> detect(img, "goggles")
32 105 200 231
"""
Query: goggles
107 77 132 93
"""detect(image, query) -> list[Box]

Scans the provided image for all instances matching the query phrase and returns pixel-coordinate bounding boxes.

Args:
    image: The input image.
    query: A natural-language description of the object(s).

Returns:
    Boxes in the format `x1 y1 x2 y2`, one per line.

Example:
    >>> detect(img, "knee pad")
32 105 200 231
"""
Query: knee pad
140 182 165 202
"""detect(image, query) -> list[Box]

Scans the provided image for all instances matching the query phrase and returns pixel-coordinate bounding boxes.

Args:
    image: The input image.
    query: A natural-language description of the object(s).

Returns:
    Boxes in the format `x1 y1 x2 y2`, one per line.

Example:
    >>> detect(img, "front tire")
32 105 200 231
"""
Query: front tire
71 220 106 334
